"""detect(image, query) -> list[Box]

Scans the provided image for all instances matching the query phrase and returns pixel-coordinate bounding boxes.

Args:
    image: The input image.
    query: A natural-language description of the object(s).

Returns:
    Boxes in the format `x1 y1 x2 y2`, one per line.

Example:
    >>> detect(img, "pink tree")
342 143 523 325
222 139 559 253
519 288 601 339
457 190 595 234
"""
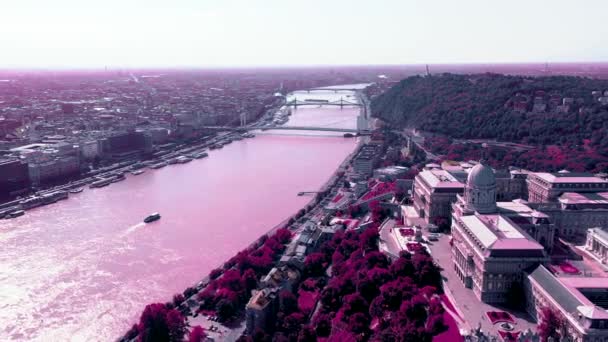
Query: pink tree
538 307 563 342
187 326 207 342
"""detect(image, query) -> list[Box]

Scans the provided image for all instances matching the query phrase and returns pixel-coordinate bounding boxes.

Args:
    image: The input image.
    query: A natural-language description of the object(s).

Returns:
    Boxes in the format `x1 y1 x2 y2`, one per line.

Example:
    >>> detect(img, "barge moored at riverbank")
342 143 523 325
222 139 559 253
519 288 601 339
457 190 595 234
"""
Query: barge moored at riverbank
90 178 114 188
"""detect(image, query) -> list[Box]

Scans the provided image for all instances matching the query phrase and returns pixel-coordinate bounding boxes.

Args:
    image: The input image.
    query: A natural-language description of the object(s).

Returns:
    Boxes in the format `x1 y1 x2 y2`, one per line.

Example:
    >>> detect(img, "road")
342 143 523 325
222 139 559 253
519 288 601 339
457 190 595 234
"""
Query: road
399 128 440 160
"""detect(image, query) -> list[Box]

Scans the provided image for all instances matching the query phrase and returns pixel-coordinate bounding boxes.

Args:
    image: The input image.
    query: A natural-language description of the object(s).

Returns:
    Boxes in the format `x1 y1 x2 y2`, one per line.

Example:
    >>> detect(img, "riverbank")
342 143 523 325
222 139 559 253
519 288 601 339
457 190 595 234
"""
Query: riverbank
0 96 292 213
0 89 362 341
118 91 369 341
0 131 253 219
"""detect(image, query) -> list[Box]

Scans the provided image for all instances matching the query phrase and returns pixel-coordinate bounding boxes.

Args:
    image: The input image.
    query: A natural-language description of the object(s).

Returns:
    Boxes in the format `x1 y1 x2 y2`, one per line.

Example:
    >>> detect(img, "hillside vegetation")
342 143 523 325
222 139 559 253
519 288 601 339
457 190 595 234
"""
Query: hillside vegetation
371 73 608 172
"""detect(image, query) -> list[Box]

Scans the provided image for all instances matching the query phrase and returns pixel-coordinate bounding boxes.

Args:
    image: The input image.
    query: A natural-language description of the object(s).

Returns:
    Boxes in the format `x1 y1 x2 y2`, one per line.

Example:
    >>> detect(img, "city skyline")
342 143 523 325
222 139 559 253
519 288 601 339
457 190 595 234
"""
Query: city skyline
2 0 608 68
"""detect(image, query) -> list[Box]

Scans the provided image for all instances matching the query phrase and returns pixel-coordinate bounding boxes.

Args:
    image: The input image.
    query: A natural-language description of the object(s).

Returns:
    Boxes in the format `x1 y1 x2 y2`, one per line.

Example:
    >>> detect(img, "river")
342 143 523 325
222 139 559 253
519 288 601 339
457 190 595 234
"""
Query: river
0 87 365 341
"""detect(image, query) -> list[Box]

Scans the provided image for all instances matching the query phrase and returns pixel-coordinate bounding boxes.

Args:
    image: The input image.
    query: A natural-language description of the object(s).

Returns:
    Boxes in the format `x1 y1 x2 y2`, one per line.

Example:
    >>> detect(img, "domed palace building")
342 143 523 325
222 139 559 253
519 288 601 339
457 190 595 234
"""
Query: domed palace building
450 160 554 304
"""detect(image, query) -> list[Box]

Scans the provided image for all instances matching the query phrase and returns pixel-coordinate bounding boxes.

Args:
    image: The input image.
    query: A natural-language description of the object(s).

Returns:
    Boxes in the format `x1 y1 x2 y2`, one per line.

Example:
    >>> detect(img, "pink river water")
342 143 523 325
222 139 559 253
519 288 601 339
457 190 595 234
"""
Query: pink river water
0 95 361 341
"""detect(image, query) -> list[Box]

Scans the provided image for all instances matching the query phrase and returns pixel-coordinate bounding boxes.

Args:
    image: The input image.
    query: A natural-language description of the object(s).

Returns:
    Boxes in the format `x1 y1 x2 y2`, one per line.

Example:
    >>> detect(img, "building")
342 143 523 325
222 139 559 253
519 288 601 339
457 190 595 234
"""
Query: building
495 200 556 252
412 168 465 224
408 162 529 226
450 161 549 303
99 131 152 158
495 168 529 201
527 172 608 203
373 165 409 181
245 287 279 334
260 265 300 292
529 192 608 238
525 265 608 341
0 158 30 197
146 127 170 144
352 143 381 178
357 115 369 131
80 140 101 160
353 181 369 198
28 155 80 186
585 228 608 264
10 142 81 186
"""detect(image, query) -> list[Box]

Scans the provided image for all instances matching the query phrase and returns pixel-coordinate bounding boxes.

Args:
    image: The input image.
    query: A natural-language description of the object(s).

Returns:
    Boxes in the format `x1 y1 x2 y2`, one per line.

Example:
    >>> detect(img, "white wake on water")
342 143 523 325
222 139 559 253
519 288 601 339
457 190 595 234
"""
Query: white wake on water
122 222 146 236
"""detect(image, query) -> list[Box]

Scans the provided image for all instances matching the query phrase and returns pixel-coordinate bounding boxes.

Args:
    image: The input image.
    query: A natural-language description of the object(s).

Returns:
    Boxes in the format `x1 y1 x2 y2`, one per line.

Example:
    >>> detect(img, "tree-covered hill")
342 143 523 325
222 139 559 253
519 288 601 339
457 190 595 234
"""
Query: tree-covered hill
371 73 608 172
371 73 608 147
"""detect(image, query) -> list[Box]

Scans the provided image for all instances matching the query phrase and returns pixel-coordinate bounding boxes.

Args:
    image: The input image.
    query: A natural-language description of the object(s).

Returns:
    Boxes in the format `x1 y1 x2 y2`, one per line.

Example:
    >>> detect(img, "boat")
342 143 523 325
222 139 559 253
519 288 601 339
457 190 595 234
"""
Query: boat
6 210 25 219
144 212 161 223
194 152 208 159
41 191 69 204
69 188 84 194
90 178 113 188
150 161 168 169
19 196 45 209
111 174 125 183
0 206 20 219
167 158 179 165
130 162 145 170
131 169 145 175
176 156 192 164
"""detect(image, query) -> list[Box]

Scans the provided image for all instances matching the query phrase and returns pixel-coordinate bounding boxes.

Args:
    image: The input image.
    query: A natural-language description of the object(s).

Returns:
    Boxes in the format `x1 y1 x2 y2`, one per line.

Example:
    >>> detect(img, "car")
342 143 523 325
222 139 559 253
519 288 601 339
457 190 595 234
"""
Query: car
427 233 440 241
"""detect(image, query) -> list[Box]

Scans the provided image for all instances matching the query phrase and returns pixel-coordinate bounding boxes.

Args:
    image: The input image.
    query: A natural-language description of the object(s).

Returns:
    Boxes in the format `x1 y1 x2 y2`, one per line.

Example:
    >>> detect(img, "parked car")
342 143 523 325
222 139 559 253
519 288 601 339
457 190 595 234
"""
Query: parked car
427 233 441 241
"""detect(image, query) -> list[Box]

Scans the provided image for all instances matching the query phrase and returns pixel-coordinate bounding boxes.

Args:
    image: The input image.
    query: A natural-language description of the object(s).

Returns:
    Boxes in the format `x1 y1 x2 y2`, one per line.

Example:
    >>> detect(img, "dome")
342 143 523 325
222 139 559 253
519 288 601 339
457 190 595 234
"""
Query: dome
467 163 496 188
464 161 497 214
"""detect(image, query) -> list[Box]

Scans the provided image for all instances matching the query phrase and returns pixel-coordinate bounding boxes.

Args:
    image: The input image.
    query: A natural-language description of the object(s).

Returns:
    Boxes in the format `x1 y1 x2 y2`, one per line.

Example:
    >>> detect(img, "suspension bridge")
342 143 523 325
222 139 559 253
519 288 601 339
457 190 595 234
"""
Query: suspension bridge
301 87 366 93
286 98 361 108
203 125 362 134
205 91 370 134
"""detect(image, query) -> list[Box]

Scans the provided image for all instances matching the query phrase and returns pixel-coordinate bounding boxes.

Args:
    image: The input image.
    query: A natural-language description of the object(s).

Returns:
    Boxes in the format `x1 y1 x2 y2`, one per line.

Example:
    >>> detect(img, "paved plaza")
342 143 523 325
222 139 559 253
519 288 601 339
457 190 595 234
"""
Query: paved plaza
427 233 537 337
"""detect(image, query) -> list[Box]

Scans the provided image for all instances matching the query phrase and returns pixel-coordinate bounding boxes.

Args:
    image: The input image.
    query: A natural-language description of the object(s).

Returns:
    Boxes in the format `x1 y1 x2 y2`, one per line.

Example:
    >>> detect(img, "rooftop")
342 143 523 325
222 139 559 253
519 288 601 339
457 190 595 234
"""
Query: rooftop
418 169 464 189
529 265 608 320
559 192 608 205
460 214 544 251
533 172 608 185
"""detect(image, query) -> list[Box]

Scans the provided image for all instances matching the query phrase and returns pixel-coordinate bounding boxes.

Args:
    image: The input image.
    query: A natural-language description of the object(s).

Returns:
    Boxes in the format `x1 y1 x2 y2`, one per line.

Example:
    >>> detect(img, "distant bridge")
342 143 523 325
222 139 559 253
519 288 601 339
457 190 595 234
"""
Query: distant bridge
286 98 362 108
304 87 364 92
204 125 362 134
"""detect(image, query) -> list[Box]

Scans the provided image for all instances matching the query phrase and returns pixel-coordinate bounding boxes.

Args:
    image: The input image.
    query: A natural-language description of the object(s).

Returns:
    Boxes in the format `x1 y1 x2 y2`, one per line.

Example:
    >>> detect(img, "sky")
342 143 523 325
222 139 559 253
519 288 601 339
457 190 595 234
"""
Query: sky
1 0 608 69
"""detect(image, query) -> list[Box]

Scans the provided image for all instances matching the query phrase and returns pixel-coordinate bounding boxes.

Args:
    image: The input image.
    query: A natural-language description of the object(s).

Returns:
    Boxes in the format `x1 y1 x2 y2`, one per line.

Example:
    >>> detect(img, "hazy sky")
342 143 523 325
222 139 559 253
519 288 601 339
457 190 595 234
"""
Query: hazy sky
2 0 607 68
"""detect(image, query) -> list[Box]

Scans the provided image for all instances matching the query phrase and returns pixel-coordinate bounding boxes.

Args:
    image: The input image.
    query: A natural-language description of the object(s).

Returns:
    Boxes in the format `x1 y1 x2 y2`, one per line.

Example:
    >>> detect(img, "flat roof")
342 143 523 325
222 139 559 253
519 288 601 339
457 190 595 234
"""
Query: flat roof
10 143 49 152
418 169 464 189
497 201 535 213
460 214 544 251
534 172 608 184
559 192 608 205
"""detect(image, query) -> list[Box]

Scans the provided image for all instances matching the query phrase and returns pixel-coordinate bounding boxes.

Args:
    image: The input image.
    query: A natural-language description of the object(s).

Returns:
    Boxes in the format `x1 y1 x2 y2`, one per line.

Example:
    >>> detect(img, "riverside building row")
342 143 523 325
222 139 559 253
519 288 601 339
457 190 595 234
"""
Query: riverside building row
0 71 301 198
0 130 157 195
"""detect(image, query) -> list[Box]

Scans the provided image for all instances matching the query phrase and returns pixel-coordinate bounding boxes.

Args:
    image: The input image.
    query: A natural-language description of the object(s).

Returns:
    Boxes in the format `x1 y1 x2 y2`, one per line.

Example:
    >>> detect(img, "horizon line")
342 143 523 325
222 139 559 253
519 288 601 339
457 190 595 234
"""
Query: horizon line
2 61 608 72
